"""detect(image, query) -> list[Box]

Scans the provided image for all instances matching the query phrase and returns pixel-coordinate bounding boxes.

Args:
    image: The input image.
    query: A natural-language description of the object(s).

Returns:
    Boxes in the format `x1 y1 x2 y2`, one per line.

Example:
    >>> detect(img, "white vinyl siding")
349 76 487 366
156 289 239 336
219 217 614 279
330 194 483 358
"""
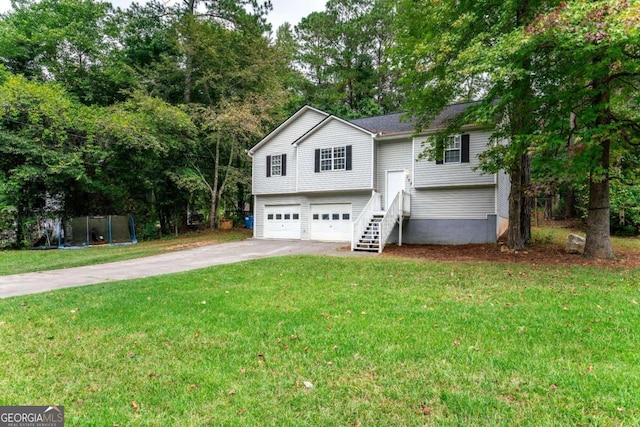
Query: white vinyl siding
253 109 326 195
410 187 497 220
298 120 372 193
497 169 510 219
413 130 495 188
375 139 413 207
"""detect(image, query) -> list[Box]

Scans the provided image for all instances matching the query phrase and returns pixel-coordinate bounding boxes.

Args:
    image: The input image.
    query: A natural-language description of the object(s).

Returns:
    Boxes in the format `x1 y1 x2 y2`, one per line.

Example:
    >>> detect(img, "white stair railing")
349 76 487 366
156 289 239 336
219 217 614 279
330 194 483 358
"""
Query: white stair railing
378 190 403 253
352 191 380 250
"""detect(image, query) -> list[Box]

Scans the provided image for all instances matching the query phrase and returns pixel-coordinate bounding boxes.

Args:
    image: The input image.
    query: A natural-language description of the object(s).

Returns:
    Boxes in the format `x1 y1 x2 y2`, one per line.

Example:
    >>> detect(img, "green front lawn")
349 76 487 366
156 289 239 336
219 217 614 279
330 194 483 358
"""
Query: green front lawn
0 229 252 276
0 256 638 426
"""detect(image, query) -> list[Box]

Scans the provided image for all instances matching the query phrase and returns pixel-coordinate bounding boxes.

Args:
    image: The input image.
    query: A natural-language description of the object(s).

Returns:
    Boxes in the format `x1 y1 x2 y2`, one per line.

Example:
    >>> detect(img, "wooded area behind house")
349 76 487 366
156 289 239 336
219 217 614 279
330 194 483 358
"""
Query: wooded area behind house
0 0 638 259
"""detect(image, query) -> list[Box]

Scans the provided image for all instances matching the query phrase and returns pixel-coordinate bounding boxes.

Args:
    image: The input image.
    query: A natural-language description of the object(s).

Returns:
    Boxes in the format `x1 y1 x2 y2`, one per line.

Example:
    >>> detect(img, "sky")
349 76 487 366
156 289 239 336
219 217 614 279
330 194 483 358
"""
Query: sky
0 0 327 28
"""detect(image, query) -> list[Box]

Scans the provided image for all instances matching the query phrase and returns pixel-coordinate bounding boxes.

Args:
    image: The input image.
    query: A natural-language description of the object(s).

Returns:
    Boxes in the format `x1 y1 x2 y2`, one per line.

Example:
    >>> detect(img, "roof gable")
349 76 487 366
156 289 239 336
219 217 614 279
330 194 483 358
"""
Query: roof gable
292 115 375 146
249 105 329 155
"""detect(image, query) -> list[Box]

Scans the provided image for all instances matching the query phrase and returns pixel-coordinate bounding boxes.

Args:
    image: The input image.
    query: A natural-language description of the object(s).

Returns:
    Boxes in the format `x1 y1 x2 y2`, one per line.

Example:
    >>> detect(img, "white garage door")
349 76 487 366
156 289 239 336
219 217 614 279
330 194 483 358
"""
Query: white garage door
265 205 301 239
310 204 352 241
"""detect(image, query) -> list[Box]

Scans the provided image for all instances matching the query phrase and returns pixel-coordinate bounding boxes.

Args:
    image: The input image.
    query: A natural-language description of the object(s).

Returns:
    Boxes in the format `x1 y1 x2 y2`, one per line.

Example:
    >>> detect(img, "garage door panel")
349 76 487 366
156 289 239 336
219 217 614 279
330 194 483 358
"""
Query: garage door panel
265 205 300 239
310 204 352 241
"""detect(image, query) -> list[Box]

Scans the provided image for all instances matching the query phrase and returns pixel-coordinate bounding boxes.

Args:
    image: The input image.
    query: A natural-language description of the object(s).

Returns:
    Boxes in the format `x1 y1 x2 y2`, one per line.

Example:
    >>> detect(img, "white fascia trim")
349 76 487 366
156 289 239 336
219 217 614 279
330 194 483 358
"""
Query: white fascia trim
292 116 375 147
249 105 329 155
371 135 375 189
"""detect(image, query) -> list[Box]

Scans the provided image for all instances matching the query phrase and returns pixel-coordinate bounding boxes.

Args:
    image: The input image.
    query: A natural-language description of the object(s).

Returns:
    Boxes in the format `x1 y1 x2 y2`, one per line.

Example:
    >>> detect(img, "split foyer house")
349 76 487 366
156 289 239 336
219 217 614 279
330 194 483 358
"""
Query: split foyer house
248 103 510 252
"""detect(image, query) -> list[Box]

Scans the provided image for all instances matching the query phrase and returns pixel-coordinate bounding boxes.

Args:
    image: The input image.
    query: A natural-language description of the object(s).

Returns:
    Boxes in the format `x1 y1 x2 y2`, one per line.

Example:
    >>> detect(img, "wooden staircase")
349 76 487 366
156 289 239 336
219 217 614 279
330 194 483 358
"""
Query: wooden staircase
353 214 383 252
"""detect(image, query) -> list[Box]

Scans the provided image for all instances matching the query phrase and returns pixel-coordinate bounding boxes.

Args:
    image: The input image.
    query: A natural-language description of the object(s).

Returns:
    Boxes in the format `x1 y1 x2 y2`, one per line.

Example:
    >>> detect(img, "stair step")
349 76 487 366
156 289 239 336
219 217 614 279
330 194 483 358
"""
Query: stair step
354 247 378 252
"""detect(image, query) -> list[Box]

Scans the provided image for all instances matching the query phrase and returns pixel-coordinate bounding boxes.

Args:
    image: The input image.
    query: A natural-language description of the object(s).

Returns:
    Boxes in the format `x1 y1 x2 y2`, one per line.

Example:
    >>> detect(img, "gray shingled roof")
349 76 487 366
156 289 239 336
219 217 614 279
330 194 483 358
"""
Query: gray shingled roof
349 101 479 135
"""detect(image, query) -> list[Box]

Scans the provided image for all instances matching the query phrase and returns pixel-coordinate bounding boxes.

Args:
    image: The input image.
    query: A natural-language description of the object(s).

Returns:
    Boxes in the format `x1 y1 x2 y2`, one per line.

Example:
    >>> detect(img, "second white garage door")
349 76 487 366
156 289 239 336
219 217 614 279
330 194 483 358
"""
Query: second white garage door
264 205 301 239
310 204 352 241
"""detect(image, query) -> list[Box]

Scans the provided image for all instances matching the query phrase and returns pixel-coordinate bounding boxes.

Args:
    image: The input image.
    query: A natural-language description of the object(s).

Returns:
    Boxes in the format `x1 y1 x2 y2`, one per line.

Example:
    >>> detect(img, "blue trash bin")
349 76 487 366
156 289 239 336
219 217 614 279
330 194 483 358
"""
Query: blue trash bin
244 215 254 229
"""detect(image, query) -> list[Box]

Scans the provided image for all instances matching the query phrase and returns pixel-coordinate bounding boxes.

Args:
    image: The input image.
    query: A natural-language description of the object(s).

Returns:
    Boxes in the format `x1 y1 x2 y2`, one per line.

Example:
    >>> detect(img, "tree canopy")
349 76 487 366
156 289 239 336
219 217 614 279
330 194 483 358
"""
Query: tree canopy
0 0 638 257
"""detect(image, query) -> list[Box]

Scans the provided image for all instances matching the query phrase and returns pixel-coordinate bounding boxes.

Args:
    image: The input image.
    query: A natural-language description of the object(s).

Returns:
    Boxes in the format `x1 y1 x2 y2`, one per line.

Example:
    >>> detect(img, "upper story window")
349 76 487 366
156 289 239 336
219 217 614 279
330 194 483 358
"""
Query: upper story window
436 134 470 165
266 154 286 177
320 146 346 171
271 154 282 176
445 135 461 163
315 145 352 172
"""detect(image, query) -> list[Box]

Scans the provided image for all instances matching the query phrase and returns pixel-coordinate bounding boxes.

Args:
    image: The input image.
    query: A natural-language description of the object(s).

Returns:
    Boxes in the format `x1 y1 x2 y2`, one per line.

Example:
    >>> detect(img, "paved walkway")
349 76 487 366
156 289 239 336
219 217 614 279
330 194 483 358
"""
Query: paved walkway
0 240 375 299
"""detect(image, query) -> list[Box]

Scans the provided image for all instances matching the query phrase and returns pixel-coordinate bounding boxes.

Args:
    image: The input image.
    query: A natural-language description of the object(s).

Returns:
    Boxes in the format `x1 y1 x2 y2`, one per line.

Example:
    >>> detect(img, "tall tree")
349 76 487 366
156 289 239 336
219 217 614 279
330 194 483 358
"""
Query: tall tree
0 74 91 245
295 0 400 117
393 0 561 250
0 0 131 105
522 0 640 258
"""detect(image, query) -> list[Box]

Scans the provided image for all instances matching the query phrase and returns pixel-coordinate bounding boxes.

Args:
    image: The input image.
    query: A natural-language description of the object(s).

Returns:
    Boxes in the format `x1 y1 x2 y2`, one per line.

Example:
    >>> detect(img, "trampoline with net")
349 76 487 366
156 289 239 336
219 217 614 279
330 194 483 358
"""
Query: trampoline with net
32 215 138 249
63 215 138 247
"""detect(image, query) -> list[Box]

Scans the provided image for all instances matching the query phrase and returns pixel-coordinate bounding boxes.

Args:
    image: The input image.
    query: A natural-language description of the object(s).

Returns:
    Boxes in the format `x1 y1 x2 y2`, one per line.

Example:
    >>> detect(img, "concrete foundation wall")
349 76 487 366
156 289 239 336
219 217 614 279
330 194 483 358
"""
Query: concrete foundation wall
387 215 498 245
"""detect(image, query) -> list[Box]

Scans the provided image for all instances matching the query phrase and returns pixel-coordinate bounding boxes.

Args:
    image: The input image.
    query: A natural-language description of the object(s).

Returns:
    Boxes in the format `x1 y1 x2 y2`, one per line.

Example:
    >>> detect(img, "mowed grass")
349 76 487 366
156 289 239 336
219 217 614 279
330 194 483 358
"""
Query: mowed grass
0 256 638 426
0 229 252 276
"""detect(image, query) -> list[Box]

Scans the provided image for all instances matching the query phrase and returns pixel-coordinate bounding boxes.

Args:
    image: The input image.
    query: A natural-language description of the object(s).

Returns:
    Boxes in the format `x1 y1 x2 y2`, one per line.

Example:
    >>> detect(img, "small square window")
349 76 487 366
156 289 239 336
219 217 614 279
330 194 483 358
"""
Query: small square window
267 214 274 220
284 214 291 220
322 214 330 220
342 213 350 220
293 213 299 220
276 214 282 220
313 214 319 220
332 213 340 220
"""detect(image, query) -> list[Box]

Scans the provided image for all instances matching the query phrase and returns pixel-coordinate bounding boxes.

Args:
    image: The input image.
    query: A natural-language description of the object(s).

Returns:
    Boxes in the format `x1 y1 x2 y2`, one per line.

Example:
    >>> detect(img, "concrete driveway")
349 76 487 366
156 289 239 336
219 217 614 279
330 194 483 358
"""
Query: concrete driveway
0 239 374 299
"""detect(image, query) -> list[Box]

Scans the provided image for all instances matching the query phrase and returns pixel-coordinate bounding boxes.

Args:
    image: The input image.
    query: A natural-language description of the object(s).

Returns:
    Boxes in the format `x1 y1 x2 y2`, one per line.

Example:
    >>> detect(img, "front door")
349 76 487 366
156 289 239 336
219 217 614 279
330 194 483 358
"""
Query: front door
386 170 405 209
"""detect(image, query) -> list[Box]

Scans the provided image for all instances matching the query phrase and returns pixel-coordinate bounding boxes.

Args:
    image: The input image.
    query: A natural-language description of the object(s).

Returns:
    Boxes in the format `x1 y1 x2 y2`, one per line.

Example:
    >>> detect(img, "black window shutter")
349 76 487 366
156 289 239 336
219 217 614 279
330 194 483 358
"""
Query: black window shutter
314 149 320 173
345 145 352 170
461 134 470 163
435 140 444 165
281 154 287 176
266 155 271 177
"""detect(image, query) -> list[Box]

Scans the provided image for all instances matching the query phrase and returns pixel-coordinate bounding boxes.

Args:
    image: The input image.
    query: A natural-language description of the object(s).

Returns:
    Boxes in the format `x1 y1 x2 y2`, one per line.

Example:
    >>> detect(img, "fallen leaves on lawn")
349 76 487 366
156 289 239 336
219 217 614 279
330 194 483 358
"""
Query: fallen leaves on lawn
421 404 432 416
131 401 140 413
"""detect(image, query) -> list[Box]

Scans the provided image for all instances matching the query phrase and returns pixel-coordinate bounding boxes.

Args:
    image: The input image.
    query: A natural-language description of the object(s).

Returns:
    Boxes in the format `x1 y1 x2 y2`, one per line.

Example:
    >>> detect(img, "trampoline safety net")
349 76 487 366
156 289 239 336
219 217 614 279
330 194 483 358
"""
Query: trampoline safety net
64 215 137 247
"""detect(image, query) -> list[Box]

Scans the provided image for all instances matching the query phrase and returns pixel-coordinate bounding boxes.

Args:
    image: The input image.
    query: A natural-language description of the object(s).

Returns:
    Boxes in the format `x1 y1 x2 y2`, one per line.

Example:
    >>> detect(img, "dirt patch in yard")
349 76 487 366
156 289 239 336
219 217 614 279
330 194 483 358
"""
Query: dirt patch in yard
381 242 640 269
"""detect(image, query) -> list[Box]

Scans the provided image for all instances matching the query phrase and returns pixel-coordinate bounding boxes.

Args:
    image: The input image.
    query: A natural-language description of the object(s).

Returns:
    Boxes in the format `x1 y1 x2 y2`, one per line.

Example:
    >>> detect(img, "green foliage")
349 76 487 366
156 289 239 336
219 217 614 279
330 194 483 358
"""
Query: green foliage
294 0 401 117
393 0 640 256
610 181 640 236
0 0 133 105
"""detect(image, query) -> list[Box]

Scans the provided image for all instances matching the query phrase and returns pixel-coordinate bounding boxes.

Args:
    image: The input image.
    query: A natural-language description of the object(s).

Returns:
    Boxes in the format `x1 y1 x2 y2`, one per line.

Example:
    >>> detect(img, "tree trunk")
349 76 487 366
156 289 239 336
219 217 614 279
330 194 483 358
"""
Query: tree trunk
544 195 552 220
507 160 526 250
584 175 613 259
583 74 614 260
209 136 221 229
182 0 196 104
520 153 531 244
564 187 577 219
